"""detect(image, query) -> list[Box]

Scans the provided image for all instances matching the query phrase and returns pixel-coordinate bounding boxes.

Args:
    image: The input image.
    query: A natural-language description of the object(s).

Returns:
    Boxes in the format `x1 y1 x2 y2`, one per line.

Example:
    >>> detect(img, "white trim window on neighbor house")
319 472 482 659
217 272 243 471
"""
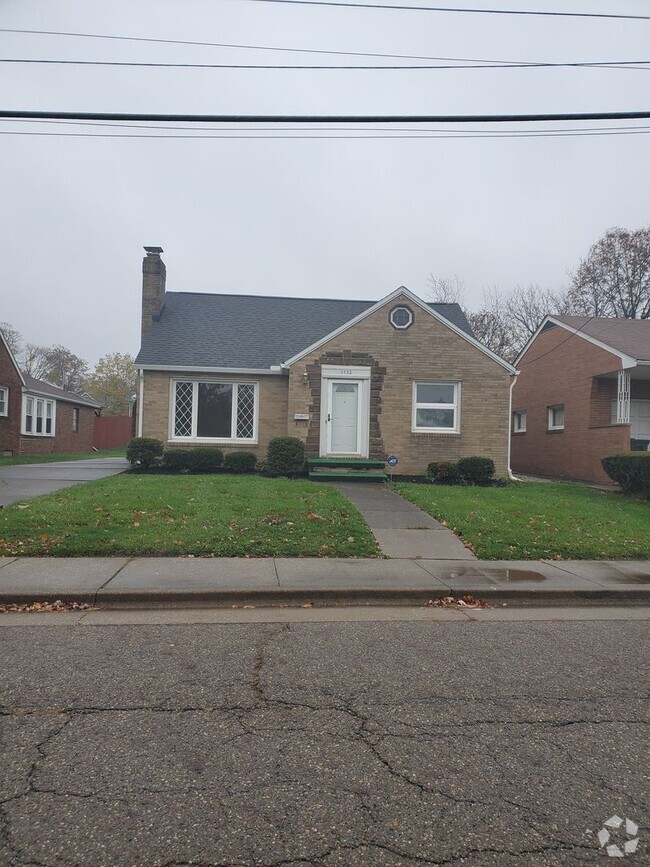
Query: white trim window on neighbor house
22 395 56 436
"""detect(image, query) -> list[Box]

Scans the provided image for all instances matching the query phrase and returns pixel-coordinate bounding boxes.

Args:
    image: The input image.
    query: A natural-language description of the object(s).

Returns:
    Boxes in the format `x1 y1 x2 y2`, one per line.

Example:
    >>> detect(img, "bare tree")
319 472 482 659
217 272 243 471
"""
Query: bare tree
0 322 22 358
21 343 51 380
567 226 650 319
467 287 519 362
427 274 466 305
506 283 571 345
39 345 90 393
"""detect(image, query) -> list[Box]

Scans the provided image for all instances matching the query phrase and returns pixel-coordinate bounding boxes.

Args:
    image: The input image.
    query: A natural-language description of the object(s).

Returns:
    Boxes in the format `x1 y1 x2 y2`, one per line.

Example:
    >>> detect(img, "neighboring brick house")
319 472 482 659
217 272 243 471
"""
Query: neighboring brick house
135 248 516 476
511 315 650 483
0 330 100 457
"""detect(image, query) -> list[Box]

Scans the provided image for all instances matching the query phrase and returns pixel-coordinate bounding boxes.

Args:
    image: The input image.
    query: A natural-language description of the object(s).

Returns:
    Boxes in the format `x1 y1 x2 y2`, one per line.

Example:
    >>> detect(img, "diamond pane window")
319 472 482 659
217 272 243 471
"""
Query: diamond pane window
236 384 255 439
174 381 194 437
172 380 258 441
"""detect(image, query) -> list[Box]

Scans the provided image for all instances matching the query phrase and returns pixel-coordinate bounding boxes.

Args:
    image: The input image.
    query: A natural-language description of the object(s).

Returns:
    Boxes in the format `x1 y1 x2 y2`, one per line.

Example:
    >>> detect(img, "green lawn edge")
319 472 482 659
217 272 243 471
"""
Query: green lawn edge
0 448 126 467
0 473 381 558
394 480 650 561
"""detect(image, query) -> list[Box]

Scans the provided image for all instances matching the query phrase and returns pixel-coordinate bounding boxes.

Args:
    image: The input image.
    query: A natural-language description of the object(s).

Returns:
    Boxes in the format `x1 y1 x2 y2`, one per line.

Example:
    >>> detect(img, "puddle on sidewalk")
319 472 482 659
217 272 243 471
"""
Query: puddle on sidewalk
601 574 650 585
479 569 547 583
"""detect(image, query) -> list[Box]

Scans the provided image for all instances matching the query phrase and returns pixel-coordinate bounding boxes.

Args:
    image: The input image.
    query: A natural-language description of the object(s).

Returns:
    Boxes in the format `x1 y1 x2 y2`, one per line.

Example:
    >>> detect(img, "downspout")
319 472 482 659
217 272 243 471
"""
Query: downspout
137 369 144 437
507 371 520 480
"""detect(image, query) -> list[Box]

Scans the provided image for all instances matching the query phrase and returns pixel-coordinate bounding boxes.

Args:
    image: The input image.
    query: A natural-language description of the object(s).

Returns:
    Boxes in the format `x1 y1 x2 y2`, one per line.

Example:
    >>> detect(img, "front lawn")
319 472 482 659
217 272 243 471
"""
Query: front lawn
0 448 125 467
395 481 650 560
0 474 380 558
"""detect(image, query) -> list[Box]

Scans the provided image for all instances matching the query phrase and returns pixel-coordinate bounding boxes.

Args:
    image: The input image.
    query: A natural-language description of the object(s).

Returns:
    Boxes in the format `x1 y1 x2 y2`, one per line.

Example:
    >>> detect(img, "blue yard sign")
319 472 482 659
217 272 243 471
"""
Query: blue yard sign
387 454 398 468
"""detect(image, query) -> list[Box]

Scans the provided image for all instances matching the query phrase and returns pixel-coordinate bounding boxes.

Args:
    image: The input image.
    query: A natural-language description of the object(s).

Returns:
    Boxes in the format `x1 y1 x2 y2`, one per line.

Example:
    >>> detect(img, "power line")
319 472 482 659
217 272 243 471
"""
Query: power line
2 110 650 123
14 119 650 133
0 28 643 70
3 57 648 71
1 129 648 140
245 0 650 21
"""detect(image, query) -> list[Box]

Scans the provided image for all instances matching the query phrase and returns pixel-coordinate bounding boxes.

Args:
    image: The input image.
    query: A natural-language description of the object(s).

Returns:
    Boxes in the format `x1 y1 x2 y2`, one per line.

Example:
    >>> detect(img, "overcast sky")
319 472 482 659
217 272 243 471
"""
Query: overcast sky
1 0 649 365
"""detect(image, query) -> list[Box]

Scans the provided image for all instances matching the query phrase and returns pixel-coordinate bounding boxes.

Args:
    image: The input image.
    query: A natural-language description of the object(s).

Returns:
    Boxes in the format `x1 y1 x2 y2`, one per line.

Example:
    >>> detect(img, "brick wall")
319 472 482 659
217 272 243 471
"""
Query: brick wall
18 402 95 455
286 294 513 476
511 324 630 482
140 370 288 460
0 337 23 455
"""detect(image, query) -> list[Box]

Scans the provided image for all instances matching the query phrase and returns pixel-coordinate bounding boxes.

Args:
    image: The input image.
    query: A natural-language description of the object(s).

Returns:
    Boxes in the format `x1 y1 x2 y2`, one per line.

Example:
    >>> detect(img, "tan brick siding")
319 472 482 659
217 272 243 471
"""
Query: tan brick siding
286 294 513 476
140 371 288 459
511 325 631 483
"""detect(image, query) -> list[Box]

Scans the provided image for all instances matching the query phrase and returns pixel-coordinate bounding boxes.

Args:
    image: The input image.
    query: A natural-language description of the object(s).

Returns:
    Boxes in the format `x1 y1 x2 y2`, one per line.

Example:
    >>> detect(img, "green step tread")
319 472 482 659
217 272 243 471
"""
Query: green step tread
309 471 388 481
307 458 385 468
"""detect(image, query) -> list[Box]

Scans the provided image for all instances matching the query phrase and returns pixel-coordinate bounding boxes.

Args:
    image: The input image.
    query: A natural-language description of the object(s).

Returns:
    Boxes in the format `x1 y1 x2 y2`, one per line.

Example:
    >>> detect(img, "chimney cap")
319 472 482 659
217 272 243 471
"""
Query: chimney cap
144 246 164 255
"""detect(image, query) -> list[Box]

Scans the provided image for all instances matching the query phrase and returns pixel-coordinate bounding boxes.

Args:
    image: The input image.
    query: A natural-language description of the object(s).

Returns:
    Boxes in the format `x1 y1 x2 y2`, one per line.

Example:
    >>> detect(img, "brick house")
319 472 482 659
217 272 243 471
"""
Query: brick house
135 248 516 476
0 330 100 457
511 315 650 483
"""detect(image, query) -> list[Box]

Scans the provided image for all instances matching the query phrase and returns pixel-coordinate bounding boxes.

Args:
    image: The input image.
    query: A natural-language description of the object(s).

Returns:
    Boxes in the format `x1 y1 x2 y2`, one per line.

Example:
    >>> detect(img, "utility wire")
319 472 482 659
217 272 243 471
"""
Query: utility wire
0 28 643 70
3 57 648 71
1 129 648 140
245 0 650 21
2 110 650 123
14 119 650 134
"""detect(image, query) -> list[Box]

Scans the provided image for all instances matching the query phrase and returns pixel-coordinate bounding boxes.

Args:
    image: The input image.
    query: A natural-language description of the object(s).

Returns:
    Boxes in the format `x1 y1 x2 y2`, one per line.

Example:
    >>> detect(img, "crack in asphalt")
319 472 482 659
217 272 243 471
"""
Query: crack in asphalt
1 621 644 867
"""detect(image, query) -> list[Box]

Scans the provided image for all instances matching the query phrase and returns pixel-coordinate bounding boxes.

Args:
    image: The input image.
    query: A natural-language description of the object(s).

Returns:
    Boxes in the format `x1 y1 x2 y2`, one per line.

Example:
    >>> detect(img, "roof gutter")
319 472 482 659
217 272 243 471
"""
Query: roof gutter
21 385 101 409
136 364 287 376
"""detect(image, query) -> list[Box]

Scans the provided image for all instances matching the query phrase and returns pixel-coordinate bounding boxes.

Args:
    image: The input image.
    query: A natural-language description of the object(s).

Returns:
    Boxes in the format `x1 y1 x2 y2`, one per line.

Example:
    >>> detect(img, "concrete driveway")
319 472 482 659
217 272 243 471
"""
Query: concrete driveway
0 457 129 507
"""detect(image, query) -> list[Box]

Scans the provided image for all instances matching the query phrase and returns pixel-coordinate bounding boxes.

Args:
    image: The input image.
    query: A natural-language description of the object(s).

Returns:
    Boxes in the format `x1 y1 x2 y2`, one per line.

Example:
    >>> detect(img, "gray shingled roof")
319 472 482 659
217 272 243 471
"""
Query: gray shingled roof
136 292 475 369
23 374 101 408
552 316 650 361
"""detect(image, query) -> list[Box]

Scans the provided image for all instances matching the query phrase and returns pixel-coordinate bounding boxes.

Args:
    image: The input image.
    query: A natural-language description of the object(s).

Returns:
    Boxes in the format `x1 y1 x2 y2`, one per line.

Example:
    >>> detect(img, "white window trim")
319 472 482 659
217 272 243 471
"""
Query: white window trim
547 404 565 431
513 410 526 433
412 381 460 434
169 379 259 444
389 306 413 330
72 407 80 432
22 393 56 436
0 386 8 417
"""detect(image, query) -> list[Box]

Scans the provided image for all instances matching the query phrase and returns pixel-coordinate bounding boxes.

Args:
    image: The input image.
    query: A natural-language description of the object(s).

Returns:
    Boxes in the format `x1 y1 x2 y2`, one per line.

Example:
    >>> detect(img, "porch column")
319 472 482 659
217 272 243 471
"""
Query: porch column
616 369 631 424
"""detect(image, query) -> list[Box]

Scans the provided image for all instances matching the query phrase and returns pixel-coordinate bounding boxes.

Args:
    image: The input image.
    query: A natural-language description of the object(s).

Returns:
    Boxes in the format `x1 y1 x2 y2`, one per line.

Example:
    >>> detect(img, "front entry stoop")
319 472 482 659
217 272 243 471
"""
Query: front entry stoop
308 457 387 482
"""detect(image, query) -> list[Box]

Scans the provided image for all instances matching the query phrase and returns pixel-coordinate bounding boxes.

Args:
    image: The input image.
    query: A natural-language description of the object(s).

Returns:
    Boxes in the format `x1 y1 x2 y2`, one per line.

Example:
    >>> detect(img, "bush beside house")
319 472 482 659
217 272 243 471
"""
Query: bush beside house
602 452 650 497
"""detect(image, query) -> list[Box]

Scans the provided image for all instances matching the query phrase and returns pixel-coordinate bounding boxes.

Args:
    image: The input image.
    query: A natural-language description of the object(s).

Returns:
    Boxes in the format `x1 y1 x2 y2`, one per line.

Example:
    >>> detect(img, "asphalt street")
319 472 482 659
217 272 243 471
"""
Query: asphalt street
1 616 647 866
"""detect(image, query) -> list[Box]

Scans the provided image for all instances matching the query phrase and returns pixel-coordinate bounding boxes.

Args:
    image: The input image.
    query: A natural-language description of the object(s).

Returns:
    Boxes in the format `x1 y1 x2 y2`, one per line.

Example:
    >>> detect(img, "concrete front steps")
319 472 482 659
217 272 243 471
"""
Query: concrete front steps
307 457 388 482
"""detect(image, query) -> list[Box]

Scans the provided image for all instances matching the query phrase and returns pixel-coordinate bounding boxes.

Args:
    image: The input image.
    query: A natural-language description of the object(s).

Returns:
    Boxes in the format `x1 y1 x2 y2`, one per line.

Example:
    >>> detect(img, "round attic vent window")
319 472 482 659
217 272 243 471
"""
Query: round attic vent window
389 305 413 330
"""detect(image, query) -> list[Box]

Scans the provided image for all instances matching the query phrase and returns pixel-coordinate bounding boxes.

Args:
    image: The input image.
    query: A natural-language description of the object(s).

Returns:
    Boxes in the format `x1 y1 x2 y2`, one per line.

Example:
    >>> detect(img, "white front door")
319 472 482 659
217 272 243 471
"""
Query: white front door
329 380 360 454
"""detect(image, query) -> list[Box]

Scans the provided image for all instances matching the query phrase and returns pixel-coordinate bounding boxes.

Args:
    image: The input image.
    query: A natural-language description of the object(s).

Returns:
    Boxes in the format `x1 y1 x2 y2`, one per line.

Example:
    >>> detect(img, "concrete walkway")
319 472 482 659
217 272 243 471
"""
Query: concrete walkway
0 556 647 608
0 457 129 507
335 481 475 559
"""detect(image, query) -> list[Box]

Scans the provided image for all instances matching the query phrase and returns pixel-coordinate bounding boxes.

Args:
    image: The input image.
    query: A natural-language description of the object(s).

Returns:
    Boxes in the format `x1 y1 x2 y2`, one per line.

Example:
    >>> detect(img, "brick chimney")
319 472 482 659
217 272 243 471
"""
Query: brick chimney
141 246 166 343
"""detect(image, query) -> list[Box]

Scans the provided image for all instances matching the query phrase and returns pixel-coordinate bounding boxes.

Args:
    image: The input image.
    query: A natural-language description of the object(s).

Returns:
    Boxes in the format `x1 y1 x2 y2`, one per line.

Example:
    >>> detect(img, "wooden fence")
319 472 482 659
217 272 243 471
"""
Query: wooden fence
93 416 134 449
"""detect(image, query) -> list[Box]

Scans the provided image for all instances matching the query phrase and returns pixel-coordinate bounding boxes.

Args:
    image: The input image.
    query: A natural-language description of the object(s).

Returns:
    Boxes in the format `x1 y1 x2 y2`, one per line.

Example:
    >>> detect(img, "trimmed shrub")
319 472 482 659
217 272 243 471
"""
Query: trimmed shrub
126 437 164 469
163 447 224 473
602 452 650 497
266 437 306 477
457 456 495 484
427 461 460 483
223 451 258 474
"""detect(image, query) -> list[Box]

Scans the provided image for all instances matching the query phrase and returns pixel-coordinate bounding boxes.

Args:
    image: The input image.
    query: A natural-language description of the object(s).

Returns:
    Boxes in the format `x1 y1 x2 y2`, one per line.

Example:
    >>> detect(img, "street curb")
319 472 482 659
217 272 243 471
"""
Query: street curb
1 587 648 609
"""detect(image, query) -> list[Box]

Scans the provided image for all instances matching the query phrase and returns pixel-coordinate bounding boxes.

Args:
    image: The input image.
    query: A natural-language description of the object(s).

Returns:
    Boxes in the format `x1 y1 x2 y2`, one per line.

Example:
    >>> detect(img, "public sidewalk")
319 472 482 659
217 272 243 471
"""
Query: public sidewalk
0 555 648 608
